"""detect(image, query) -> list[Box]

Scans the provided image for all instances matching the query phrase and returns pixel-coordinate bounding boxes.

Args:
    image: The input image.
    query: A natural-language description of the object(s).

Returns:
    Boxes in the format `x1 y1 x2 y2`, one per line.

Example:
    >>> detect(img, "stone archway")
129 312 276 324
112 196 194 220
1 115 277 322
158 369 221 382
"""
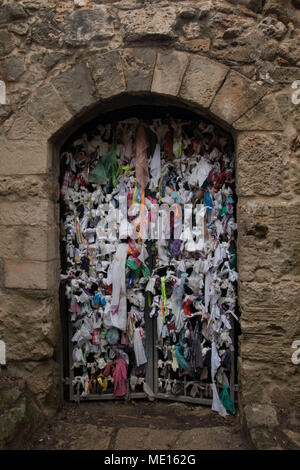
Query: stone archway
0 47 295 443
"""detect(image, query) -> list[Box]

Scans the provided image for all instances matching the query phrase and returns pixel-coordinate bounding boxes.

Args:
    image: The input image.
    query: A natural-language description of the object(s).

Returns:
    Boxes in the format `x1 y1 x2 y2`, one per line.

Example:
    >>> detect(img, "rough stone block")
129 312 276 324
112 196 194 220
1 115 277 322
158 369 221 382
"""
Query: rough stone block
0 176 56 199
234 94 283 131
244 403 279 429
0 4 28 25
238 357 300 411
26 84 73 136
151 50 189 96
119 7 178 42
89 51 126 99
180 55 228 109
282 429 300 448
174 426 248 450
115 427 180 450
0 105 12 125
0 293 57 361
0 398 26 445
0 200 55 227
210 71 266 124
4 260 58 290
63 7 115 46
6 109 50 141
239 333 295 365
0 30 15 56
0 226 20 258
70 425 114 450
182 38 211 53
23 360 61 404
23 226 59 262
52 63 98 115
236 134 284 196
0 137 50 176
2 55 25 82
291 150 300 195
122 48 156 92
238 200 300 278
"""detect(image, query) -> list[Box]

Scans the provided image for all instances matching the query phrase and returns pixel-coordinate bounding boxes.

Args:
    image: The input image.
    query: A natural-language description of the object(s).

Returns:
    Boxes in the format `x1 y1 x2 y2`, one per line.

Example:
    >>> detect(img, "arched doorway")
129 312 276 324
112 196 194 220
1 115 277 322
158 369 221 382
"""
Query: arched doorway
59 102 239 416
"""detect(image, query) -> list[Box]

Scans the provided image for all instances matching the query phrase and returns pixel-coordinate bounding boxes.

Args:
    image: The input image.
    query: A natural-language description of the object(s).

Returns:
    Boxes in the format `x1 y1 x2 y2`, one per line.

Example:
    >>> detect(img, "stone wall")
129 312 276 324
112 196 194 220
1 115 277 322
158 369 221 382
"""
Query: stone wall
0 0 299 449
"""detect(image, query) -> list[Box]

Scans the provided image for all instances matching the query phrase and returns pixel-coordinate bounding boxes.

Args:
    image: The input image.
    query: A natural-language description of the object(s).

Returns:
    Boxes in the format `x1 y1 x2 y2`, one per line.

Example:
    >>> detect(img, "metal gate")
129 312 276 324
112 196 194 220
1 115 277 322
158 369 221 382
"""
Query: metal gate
60 107 239 409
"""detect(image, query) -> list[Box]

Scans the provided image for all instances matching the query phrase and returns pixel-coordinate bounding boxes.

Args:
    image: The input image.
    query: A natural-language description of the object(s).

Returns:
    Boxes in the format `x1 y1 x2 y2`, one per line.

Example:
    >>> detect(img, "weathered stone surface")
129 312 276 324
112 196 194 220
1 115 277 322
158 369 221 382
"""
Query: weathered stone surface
223 26 242 40
6 109 50 141
52 63 97 115
181 37 211 52
122 48 156 92
23 226 59 262
234 94 283 130
30 18 62 49
278 39 300 65
2 56 25 82
282 429 300 448
210 71 266 124
198 2 213 19
178 7 198 20
0 386 22 414
263 0 292 24
23 360 61 404
0 201 55 227
182 21 201 39
0 226 20 258
174 426 248 450
70 425 114 450
0 105 12 125
260 39 279 61
271 67 300 89
180 55 228 108
0 176 56 199
115 426 180 450
0 137 50 176
257 16 287 39
244 404 279 429
8 23 29 36
0 3 28 25
236 134 284 196
89 51 126 99
4 260 58 290
0 30 15 57
43 52 69 72
63 7 115 46
74 0 88 7
238 201 300 279
119 7 177 42
249 427 281 450
26 84 72 135
239 332 297 365
152 50 189 96
0 293 57 360
0 398 26 445
291 148 300 195
274 91 292 122
227 0 263 12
